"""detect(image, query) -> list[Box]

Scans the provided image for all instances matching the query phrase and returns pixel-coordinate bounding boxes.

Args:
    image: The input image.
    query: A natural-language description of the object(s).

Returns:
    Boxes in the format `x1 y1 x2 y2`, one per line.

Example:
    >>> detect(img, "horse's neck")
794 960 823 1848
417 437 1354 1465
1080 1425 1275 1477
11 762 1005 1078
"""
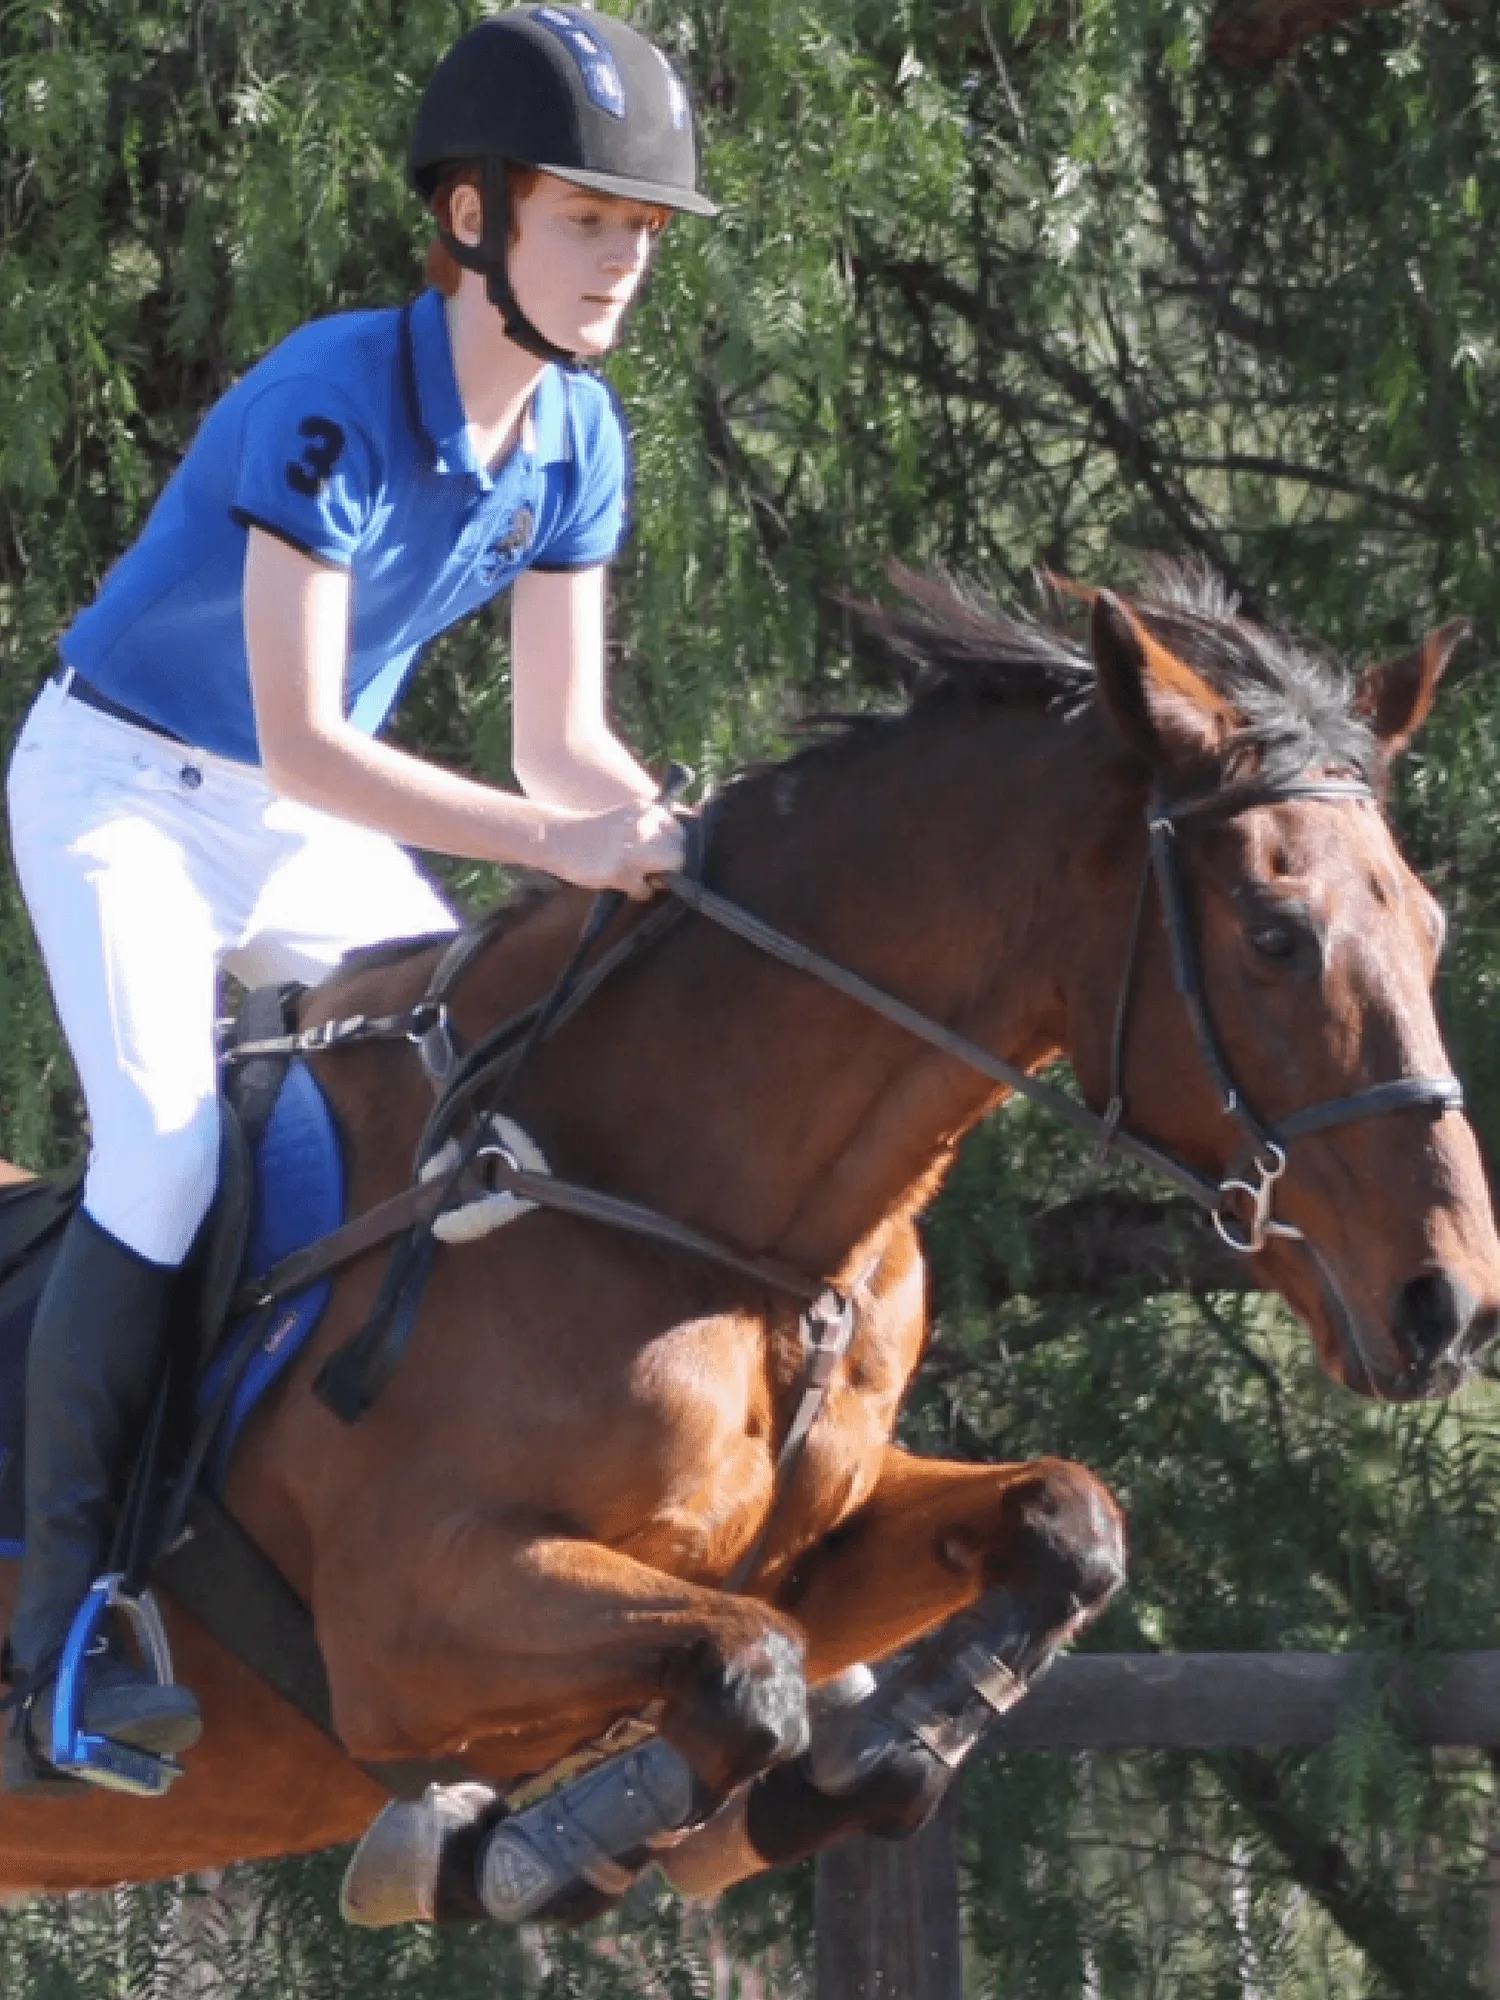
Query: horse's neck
471 704 1134 1279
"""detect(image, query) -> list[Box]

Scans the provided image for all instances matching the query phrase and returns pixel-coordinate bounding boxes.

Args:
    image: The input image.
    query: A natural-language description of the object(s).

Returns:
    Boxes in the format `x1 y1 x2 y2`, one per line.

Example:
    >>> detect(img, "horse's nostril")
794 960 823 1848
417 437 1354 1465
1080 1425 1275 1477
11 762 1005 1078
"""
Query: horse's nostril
1393 1270 1477 1364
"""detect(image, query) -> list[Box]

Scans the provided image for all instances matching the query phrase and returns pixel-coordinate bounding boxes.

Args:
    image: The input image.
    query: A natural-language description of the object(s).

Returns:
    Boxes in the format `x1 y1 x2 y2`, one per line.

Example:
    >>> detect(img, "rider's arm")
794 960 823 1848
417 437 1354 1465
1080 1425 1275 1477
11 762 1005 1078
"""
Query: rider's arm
510 565 656 812
244 529 677 892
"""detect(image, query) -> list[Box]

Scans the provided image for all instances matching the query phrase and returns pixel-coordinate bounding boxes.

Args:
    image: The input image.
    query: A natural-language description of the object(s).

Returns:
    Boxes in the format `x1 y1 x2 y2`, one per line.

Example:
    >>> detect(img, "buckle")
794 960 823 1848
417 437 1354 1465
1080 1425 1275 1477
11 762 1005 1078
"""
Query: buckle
305 1013 368 1054
407 1001 457 1085
802 1288 855 1380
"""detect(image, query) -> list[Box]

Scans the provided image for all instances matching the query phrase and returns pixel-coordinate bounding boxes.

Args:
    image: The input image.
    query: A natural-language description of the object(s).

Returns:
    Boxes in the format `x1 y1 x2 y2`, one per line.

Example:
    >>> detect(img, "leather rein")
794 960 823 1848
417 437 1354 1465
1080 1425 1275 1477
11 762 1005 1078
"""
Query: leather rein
224 768 1461 1578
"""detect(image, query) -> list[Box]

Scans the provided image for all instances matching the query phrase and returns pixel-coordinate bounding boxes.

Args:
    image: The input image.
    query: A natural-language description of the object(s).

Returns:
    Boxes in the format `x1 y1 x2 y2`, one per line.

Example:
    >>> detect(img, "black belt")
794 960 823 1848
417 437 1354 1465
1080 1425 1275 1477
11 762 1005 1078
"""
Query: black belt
51 666 186 745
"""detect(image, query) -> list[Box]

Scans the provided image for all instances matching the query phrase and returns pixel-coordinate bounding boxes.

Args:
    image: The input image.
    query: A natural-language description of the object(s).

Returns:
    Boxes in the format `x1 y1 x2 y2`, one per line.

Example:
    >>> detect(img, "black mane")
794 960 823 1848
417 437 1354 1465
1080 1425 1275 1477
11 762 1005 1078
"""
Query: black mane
849 561 1377 787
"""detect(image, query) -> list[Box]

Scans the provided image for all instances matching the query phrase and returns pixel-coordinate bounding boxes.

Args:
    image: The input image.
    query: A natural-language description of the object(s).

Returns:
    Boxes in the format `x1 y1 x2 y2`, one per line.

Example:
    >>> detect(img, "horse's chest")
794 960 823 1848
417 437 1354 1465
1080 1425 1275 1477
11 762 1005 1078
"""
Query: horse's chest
607 1317 899 1579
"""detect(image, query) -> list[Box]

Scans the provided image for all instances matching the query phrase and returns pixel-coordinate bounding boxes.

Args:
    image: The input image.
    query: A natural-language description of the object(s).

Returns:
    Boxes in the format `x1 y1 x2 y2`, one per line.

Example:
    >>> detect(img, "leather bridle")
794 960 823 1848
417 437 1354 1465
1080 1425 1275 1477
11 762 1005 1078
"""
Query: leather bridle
1096 775 1463 1255
665 772 1464 1268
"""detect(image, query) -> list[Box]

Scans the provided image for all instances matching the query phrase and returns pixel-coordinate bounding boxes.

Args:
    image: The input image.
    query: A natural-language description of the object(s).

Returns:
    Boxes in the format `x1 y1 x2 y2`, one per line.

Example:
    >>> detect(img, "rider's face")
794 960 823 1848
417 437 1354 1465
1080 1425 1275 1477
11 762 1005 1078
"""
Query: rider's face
505 172 668 357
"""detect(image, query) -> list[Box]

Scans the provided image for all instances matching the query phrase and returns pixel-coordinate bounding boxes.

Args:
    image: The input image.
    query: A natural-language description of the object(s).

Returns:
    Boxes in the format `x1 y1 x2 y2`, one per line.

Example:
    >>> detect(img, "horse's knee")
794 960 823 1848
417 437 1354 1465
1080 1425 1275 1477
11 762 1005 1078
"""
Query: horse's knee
991 1457 1126 1625
659 1617 809 1796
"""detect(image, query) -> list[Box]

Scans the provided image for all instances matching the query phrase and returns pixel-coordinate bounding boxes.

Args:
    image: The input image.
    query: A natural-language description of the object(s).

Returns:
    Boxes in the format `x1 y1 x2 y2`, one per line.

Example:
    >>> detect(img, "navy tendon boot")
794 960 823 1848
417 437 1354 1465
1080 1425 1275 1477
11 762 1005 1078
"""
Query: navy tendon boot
4 1208 202 1795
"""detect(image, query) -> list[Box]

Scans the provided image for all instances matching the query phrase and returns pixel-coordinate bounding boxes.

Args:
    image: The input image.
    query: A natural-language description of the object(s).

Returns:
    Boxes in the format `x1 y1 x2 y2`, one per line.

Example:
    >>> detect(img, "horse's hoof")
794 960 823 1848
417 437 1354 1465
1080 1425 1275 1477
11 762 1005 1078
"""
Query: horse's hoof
745 1734 950 1867
341 1782 502 1928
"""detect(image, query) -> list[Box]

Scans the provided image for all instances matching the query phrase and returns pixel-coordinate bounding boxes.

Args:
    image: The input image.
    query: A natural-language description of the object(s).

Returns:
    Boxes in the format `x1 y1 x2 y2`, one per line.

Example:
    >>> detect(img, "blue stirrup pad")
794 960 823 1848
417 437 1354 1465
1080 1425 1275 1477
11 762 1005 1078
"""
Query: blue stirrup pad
196 1058 345 1486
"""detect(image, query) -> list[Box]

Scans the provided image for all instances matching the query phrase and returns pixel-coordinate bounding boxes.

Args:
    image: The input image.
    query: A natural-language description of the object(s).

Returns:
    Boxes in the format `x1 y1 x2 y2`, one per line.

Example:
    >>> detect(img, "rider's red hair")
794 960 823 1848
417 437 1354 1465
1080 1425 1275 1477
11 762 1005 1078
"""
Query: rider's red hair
425 164 542 295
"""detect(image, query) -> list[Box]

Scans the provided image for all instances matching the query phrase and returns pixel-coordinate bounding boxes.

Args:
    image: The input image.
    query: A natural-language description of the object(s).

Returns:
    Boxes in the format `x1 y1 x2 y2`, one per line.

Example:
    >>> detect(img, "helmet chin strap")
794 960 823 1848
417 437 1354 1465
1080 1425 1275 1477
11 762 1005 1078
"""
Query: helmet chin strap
439 158 582 369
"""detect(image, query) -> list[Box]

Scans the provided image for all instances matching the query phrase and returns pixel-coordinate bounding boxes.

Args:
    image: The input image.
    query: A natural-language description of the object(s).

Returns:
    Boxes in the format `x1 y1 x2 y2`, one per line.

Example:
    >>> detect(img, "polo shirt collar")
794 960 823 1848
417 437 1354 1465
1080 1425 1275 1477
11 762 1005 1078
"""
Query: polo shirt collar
405 288 573 485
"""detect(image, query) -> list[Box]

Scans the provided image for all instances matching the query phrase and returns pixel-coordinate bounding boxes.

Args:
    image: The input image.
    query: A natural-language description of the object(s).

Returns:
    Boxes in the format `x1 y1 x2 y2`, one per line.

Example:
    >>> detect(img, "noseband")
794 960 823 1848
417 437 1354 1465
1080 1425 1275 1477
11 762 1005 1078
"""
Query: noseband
667 773 1464 1261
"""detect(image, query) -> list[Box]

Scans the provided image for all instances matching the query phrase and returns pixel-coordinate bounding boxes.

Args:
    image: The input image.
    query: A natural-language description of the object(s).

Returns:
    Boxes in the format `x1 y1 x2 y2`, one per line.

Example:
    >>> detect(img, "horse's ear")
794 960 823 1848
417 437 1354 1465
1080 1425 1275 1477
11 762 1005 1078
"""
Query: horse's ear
1090 591 1237 769
1355 620 1470 764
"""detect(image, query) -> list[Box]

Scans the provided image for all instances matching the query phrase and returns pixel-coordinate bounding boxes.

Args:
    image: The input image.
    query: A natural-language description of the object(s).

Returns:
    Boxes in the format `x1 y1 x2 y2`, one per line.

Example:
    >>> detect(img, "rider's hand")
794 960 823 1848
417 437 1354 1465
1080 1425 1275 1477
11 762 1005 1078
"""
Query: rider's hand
540 799 687 899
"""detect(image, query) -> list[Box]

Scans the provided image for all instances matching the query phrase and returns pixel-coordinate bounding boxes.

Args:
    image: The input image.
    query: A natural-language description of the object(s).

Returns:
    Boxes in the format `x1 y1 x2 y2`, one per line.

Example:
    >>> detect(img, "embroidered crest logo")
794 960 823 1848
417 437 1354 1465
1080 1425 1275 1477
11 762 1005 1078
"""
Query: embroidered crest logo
495 508 536 561
477 507 536 587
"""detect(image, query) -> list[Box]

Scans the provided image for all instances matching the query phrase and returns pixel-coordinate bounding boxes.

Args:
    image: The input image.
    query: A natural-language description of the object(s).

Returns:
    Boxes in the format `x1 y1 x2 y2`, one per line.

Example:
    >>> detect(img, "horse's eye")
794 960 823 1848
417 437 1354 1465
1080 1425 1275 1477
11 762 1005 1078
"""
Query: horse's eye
1250 922 1301 961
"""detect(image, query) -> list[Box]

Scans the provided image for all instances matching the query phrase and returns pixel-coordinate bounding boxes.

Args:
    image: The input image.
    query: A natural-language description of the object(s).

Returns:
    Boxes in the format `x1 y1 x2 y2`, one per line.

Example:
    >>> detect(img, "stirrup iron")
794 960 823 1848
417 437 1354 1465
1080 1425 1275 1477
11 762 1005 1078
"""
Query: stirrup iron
47 1575 185 1797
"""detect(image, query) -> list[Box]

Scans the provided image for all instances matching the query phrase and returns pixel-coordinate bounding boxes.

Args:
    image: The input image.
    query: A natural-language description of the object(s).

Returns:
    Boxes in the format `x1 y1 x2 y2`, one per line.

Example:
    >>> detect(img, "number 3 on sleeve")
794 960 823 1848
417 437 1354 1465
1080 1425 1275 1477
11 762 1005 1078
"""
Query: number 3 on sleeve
285 417 347 498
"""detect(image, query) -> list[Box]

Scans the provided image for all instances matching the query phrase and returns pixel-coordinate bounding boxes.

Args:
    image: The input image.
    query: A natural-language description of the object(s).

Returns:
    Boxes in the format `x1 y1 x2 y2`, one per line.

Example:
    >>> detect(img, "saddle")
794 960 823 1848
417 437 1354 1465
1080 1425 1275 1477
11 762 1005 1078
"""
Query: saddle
0 987 470 1798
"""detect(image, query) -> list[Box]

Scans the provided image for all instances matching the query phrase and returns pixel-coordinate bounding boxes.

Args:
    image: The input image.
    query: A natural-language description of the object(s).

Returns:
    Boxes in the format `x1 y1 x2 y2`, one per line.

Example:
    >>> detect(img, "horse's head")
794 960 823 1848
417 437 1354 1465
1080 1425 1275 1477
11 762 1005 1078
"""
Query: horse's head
1070 581 1500 1401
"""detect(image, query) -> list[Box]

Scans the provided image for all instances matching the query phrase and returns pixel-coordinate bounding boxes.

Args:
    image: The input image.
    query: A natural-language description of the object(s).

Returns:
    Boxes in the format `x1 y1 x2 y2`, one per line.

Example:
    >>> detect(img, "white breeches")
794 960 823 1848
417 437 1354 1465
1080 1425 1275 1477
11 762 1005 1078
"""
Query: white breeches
7 676 458 1266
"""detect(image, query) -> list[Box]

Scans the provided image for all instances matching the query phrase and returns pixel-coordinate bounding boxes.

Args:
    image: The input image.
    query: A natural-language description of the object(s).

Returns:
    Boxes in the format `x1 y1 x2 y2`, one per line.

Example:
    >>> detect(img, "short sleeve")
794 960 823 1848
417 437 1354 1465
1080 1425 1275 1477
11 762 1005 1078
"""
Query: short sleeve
229 378 379 567
530 377 632 572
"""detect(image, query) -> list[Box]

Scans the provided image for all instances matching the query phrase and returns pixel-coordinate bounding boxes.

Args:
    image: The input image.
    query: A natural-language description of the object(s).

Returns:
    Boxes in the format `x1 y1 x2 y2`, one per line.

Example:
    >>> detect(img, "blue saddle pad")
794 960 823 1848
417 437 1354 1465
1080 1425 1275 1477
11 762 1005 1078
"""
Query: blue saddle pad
0 1059 346 1548
196 1058 345 1487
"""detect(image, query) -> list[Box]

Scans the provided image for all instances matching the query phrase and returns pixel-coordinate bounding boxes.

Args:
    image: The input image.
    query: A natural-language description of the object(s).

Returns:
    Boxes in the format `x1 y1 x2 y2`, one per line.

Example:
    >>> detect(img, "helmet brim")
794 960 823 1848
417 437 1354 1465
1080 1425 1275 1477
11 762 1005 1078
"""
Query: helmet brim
537 162 720 218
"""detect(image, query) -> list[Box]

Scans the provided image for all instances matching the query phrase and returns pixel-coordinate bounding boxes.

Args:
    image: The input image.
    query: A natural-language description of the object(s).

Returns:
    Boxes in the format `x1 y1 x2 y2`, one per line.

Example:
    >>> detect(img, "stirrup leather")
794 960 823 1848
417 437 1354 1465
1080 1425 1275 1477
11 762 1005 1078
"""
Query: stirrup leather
46 1575 185 1797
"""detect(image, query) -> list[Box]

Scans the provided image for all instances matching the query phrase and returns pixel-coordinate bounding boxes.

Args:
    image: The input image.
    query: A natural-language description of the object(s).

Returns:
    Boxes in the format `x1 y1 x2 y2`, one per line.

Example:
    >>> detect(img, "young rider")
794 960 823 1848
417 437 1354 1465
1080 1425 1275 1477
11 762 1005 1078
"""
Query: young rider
3 5 715 1795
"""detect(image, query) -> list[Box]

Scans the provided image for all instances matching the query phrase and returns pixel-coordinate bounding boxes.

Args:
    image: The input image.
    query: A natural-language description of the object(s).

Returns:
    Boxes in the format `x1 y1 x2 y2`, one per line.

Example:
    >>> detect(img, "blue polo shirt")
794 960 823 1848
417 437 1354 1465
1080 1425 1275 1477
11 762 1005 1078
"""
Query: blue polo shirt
61 288 631 764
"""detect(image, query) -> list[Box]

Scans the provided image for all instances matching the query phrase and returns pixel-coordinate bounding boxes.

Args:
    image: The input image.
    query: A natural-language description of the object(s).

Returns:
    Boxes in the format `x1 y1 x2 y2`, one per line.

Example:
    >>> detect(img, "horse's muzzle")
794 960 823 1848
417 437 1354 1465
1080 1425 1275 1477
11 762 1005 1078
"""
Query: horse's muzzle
1386 1269 1491 1400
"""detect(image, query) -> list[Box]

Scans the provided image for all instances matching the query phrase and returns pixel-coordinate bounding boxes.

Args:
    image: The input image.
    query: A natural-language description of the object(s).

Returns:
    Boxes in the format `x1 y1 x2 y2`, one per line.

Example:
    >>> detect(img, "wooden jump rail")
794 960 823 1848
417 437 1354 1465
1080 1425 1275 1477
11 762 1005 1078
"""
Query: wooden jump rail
812 1651 1500 2000
981 1647 1500 1750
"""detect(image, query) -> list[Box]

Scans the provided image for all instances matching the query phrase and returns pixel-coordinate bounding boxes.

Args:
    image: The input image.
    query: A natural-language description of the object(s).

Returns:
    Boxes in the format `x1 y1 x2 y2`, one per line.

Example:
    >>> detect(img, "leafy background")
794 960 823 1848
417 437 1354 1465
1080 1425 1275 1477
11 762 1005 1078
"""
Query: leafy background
4 0 1500 1992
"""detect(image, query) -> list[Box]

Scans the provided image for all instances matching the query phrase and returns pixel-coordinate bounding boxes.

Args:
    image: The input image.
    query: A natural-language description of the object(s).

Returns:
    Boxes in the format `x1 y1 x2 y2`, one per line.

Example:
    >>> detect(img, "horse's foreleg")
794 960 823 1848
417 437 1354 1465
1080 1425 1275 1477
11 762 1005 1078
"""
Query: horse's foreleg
661 1446 1125 1897
341 1452 1122 1927
324 1528 809 1792
330 1528 810 1930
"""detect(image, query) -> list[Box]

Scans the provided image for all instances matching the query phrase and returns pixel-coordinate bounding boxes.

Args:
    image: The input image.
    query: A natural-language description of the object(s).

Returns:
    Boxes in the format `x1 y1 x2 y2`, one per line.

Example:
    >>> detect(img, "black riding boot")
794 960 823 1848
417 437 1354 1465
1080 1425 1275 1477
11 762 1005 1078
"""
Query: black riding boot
4 1207 202 1795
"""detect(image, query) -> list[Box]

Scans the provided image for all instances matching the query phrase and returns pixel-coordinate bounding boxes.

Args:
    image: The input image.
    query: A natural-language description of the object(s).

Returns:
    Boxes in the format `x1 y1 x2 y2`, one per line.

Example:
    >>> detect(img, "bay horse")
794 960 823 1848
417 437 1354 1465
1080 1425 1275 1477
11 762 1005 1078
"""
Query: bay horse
0 571 1494 1917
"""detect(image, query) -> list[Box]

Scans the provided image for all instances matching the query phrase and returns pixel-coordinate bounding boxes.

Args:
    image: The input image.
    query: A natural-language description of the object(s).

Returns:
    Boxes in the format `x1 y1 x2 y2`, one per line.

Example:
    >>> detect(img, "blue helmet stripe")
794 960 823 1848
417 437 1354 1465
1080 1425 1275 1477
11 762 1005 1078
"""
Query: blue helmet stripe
533 7 626 120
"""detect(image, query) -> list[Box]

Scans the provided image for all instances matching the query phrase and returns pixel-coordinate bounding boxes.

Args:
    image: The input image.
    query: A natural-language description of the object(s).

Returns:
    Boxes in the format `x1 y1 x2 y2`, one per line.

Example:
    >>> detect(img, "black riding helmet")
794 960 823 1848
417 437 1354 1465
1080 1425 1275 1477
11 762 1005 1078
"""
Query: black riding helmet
411 6 718 364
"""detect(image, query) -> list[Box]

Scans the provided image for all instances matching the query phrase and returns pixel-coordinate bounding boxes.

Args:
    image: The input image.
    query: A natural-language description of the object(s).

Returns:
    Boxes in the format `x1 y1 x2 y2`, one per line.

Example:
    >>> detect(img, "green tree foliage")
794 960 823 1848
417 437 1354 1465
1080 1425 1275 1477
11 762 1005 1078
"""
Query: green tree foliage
4 0 1500 1993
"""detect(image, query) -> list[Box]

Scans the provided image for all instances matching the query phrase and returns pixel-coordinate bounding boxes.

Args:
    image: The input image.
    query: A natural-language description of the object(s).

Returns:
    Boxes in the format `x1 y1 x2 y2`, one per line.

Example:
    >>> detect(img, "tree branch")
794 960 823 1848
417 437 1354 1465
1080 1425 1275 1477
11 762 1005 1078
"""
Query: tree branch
1214 1746 1485 1999
941 1188 1255 1309
1171 452 1447 526
694 363 793 563
861 250 1259 604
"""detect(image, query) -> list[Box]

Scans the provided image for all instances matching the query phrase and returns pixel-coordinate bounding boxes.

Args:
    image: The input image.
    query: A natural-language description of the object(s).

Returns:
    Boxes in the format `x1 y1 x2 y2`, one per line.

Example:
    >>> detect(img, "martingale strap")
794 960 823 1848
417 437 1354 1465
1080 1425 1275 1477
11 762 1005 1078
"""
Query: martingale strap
414 895 689 1165
294 1145 858 1578
314 775 707 1423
